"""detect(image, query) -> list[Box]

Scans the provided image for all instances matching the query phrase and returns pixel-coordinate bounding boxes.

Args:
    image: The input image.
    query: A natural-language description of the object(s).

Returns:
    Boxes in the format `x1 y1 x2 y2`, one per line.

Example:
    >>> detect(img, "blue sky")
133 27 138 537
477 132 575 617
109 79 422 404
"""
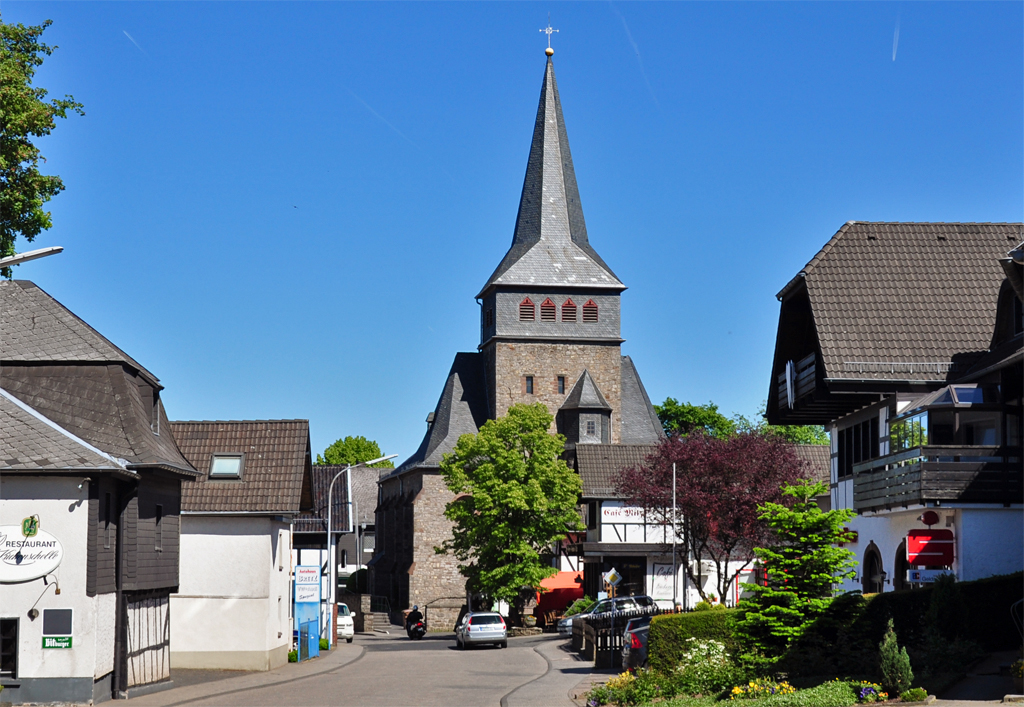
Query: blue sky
4 2 1022 462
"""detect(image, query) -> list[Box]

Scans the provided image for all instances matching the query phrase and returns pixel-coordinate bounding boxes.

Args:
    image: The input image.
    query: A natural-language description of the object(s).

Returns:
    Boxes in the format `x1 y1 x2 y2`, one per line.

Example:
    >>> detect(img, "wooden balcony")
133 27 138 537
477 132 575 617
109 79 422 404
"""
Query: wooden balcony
852 446 1023 512
776 352 816 410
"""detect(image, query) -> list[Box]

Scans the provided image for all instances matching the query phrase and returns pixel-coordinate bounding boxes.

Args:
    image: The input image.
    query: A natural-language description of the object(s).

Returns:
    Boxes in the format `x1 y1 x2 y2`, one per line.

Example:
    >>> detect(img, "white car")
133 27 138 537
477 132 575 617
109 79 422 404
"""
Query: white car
337 603 354 643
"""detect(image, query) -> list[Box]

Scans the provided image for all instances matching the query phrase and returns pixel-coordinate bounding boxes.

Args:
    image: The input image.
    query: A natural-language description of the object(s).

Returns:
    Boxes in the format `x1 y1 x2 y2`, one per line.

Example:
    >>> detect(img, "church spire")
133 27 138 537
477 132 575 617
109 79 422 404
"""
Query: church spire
477 56 623 298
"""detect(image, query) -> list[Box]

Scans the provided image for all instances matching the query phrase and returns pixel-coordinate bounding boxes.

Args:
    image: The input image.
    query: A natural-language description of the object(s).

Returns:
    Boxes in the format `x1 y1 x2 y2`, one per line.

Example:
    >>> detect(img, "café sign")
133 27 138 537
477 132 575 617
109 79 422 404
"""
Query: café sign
0 526 64 583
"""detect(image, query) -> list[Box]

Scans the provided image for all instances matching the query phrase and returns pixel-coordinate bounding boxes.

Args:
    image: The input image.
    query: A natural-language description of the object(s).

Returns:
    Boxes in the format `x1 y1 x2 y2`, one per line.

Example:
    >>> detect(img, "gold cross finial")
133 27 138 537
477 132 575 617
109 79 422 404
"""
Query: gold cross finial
540 17 558 56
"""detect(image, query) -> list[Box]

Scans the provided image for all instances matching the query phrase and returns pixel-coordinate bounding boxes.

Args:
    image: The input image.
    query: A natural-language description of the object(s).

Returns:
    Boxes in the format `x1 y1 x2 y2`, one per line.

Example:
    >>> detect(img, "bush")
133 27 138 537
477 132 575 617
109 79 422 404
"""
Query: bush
345 569 367 594
564 595 594 617
879 619 914 696
319 638 329 650
899 687 928 702
287 650 297 662
730 678 797 700
668 638 743 696
853 681 888 703
586 670 661 706
734 680 859 707
924 574 966 641
648 609 737 674
694 601 713 612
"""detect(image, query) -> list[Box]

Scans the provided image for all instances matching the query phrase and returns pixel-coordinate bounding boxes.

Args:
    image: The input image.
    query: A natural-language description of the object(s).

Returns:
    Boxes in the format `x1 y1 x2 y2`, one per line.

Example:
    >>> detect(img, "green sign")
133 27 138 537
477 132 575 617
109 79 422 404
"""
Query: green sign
42 636 72 649
22 516 39 537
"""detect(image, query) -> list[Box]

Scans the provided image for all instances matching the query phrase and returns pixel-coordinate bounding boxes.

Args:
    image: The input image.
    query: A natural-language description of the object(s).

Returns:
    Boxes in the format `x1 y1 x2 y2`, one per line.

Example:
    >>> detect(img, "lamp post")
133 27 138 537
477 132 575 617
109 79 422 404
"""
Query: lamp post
0 246 63 269
325 454 396 647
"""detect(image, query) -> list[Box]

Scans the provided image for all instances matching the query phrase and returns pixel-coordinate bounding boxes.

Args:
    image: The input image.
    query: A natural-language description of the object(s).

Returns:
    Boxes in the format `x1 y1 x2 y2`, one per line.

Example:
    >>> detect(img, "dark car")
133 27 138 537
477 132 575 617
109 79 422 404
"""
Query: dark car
622 623 649 670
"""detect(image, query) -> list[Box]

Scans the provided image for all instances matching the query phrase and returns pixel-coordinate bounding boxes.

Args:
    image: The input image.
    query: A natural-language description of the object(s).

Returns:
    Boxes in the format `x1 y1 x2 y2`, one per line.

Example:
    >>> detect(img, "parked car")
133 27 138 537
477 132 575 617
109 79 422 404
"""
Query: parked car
622 624 649 670
337 602 354 643
455 611 507 649
556 595 656 636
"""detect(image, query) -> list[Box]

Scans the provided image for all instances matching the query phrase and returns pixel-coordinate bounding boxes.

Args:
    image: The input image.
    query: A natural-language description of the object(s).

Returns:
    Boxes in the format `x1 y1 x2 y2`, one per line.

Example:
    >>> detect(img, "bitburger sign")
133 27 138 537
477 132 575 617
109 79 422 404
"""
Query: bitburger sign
0 525 64 583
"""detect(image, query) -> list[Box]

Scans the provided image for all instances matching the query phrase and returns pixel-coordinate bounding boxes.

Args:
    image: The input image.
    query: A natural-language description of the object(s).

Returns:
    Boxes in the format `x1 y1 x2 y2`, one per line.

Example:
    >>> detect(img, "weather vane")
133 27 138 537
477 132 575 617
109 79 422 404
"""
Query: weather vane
540 16 558 56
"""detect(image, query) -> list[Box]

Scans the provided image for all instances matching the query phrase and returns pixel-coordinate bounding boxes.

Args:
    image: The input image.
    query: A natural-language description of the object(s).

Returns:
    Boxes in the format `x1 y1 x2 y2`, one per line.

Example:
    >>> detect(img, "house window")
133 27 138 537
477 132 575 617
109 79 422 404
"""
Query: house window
540 298 556 321
210 454 244 478
557 376 566 394
562 299 577 322
155 504 163 552
839 417 879 478
525 376 534 395
104 492 112 549
485 309 493 327
582 300 599 323
519 298 535 321
341 550 348 567
0 618 16 679
586 420 596 435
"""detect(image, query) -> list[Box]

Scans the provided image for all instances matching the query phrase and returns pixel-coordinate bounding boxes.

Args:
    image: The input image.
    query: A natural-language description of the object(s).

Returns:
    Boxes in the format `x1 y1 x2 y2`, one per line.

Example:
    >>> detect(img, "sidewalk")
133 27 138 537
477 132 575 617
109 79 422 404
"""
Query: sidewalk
126 642 365 706
931 650 1019 706
502 635 613 707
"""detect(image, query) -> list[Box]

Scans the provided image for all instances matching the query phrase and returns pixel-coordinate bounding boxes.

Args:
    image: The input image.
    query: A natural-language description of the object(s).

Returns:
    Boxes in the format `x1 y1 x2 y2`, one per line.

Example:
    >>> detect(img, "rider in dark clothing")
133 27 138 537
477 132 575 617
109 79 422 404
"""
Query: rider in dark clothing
406 606 423 630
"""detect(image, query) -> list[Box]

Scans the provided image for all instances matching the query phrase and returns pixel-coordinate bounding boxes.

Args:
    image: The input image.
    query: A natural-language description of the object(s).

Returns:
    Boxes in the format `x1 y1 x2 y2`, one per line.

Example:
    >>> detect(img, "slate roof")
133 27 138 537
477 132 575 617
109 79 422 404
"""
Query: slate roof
0 387 134 475
478 58 623 298
619 356 665 444
574 444 659 499
778 222 1022 382
169 420 313 514
560 369 611 411
387 353 489 477
0 280 158 386
792 444 830 486
293 464 379 534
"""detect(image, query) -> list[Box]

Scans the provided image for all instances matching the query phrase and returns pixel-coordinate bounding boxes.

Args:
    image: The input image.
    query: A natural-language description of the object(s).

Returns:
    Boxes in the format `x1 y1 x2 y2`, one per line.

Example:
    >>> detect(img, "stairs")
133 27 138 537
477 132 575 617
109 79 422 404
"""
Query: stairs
369 611 393 633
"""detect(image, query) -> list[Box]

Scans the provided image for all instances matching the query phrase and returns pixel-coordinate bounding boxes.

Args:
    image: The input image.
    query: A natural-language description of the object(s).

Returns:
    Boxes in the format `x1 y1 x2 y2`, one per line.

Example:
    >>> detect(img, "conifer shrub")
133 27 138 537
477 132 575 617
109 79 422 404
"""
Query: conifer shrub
879 619 914 696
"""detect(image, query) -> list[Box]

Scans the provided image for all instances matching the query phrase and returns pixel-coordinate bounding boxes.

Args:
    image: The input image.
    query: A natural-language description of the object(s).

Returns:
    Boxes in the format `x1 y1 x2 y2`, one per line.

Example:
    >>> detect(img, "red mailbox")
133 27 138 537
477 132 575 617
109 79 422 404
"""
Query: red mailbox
907 529 954 566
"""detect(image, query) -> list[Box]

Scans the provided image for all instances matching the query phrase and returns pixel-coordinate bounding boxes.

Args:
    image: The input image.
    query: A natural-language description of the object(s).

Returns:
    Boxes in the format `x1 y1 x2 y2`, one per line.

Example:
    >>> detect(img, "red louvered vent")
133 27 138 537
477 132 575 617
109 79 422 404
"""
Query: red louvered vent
519 298 535 321
561 299 577 322
582 300 599 323
540 298 556 322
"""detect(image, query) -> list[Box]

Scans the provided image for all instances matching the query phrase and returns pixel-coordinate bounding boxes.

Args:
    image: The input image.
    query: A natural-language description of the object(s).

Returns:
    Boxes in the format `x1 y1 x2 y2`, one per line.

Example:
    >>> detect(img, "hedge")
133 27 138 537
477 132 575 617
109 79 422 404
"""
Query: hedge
648 608 738 673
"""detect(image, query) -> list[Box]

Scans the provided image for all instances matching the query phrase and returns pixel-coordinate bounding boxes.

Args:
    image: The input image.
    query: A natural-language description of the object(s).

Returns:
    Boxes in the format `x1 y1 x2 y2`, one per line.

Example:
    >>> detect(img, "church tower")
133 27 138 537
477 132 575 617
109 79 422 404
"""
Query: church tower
477 56 629 442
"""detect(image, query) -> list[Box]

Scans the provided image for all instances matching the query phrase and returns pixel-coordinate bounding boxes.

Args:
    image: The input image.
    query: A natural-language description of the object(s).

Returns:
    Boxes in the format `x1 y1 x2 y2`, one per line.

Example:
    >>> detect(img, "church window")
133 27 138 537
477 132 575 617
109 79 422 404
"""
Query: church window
519 298 535 321
557 376 565 394
525 376 534 395
561 299 577 322
540 298 556 321
586 420 596 435
583 300 599 323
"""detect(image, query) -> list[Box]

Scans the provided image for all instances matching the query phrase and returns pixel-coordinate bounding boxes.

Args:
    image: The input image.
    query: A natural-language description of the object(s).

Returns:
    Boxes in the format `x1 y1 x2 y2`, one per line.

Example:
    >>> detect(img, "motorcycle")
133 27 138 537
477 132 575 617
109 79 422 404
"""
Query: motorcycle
407 620 426 640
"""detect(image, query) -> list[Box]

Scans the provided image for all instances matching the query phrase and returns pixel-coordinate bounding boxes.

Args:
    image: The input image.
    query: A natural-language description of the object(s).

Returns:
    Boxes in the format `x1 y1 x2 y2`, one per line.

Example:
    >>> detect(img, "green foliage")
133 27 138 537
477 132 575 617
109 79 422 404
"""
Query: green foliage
737 480 856 656
316 435 393 467
656 679 860 707
924 574 966 641
587 670 661 706
694 601 713 612
345 568 367 594
0 18 83 276
287 649 297 662
729 677 796 700
648 609 737 674
853 681 888 703
319 637 329 650
878 619 914 696
733 404 829 446
436 403 584 607
655 398 736 439
899 687 928 702
564 595 594 617
669 639 743 696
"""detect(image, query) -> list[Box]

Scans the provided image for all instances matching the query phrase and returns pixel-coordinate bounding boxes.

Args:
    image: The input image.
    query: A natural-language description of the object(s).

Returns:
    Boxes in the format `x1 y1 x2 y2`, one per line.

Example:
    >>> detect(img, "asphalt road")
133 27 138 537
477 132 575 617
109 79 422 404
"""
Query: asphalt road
127 631 595 707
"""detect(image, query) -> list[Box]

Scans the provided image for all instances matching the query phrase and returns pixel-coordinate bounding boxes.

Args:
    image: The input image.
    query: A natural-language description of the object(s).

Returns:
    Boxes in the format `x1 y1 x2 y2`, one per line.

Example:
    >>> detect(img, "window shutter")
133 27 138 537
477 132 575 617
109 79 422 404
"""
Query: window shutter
540 298 556 321
561 299 577 322
519 298 535 321
582 300 599 323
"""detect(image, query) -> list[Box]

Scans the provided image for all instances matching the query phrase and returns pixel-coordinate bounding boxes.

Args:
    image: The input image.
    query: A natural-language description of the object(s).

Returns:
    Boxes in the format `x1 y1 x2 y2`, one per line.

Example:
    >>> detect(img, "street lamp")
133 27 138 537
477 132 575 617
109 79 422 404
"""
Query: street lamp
0 246 63 269
325 454 396 647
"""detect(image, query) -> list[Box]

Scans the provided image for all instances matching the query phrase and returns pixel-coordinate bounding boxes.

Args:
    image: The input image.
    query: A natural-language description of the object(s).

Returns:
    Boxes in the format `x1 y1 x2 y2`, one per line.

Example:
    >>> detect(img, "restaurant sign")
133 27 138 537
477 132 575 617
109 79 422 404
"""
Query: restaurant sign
43 637 72 649
0 526 63 583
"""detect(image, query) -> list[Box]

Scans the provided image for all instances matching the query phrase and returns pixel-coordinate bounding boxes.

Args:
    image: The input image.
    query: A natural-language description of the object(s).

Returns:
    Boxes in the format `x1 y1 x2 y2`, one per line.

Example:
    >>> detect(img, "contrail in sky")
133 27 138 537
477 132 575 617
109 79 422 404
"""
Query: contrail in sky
608 2 659 108
892 15 900 61
123 31 147 56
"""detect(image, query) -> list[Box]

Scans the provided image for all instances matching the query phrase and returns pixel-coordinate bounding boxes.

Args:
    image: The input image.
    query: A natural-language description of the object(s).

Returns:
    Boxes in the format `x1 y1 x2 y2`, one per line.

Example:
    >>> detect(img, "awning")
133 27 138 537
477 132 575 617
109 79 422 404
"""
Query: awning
540 571 583 591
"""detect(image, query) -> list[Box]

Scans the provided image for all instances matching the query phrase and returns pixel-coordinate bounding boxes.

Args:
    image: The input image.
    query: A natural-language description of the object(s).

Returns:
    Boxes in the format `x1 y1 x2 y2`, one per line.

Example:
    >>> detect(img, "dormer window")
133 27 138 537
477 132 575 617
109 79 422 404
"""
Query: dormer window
210 454 244 479
582 300 599 323
519 298 535 321
561 299 577 322
540 298 556 322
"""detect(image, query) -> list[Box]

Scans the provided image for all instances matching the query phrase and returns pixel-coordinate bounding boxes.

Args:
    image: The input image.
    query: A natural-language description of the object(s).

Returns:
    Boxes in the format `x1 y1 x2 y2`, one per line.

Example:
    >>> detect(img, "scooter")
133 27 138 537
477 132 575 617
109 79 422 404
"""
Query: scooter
407 620 426 640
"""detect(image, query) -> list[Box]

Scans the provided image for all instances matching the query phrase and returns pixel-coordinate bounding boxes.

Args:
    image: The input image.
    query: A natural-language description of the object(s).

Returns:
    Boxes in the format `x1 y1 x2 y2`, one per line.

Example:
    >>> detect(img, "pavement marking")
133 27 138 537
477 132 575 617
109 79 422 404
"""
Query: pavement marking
500 642 554 707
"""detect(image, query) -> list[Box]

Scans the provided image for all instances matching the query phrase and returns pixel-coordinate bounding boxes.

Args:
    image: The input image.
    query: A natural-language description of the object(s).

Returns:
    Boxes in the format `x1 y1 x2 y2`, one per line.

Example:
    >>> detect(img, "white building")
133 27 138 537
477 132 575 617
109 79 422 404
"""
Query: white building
766 222 1023 593
168 420 313 671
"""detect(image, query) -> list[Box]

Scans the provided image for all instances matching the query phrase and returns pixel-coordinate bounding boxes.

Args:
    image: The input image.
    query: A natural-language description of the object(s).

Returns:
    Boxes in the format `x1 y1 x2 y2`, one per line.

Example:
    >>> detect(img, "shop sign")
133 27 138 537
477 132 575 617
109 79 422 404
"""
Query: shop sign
294 565 320 603
0 526 63 583
907 529 954 566
907 569 956 583
600 502 645 522
42 636 72 649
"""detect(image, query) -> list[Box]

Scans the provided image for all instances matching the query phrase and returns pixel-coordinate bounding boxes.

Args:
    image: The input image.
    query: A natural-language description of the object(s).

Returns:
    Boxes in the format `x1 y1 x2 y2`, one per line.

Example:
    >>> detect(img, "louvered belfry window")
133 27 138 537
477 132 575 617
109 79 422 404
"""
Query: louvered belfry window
561 298 577 322
519 297 535 321
540 298 556 321
582 299 599 323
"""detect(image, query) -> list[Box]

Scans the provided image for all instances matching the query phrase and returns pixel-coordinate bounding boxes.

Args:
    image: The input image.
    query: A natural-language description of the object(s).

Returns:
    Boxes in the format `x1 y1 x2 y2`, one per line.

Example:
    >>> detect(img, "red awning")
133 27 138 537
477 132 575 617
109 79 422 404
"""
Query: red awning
540 571 583 591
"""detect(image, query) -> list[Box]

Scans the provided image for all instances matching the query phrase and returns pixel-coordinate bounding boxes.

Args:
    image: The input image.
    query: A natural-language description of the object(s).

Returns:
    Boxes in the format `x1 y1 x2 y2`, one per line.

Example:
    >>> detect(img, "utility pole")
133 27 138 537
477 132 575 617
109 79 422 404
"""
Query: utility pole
672 462 678 611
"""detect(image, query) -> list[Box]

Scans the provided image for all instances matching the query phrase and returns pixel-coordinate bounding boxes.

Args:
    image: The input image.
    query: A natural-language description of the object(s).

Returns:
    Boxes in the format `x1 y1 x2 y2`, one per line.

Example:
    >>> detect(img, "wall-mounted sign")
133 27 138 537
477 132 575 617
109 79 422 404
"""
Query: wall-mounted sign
907 529 954 566
43 637 72 649
600 502 645 522
907 569 955 583
0 526 63 583
294 566 320 585
22 516 39 537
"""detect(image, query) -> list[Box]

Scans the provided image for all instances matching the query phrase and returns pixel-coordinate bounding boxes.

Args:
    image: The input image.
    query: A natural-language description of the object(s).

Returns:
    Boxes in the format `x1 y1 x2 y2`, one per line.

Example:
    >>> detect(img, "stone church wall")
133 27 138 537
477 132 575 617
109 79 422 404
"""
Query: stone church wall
410 471 466 631
487 341 623 442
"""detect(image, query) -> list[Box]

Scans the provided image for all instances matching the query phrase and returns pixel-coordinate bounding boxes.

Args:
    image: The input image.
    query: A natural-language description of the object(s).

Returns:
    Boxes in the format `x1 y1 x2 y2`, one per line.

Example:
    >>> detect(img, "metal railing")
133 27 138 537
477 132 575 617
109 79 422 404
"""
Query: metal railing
370 595 392 615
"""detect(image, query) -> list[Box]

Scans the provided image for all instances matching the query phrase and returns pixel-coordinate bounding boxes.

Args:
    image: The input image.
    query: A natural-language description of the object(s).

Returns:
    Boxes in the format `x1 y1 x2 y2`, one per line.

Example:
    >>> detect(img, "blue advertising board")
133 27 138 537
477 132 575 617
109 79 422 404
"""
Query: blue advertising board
294 565 320 661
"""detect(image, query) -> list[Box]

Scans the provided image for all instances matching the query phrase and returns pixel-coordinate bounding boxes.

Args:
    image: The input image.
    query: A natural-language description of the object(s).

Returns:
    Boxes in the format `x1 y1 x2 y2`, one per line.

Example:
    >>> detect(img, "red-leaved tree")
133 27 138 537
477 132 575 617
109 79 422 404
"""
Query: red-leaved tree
616 431 807 603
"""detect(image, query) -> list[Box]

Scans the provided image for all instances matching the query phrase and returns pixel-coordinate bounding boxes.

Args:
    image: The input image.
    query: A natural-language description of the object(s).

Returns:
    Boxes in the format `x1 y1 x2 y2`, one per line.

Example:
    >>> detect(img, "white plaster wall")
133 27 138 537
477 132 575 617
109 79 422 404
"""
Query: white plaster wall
958 508 1024 580
93 591 116 679
171 516 290 660
0 476 97 679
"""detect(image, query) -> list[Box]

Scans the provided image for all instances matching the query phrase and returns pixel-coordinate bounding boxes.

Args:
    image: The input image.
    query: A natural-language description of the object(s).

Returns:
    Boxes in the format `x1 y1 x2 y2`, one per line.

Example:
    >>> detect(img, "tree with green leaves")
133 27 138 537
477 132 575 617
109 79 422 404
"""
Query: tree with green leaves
1 17 83 276
654 398 736 439
737 479 857 656
436 403 584 618
316 435 393 467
